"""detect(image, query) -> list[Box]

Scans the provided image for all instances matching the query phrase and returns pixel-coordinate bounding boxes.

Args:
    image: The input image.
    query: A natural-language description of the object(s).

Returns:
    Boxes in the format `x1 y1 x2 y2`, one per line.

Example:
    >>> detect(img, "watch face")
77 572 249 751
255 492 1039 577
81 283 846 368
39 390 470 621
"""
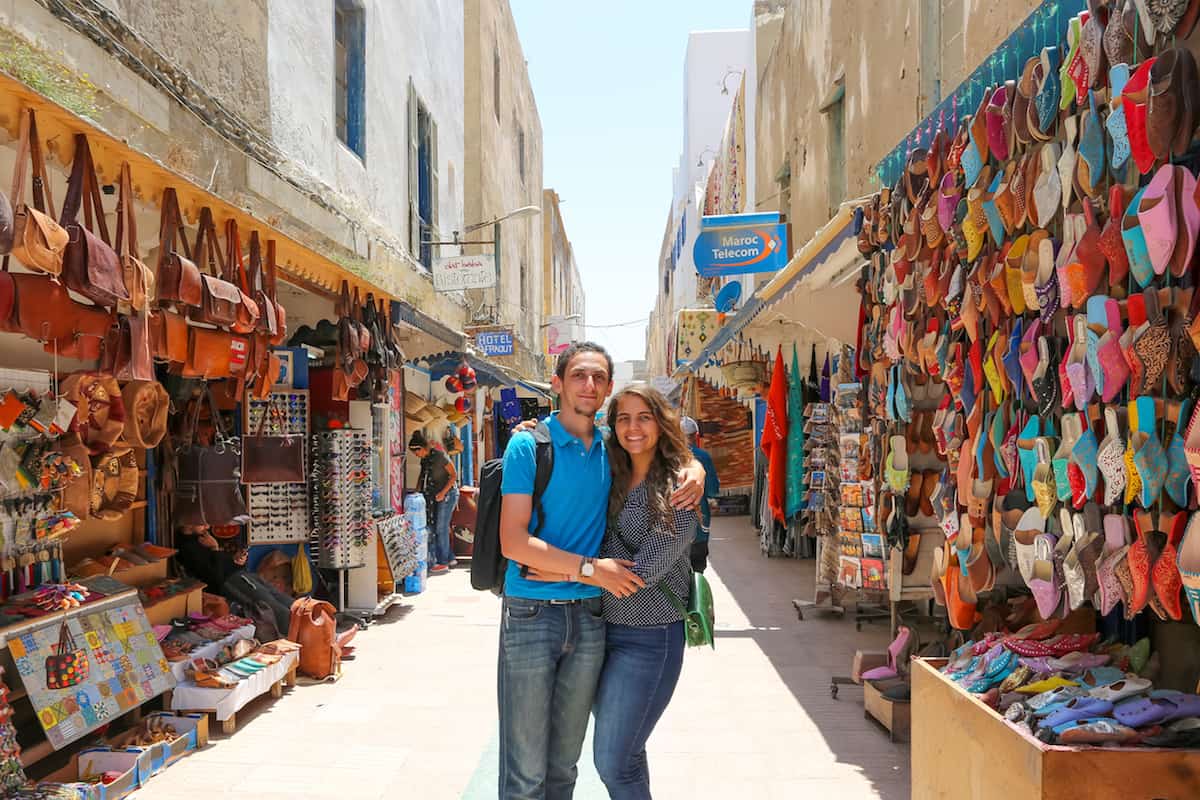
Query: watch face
581 562 595 577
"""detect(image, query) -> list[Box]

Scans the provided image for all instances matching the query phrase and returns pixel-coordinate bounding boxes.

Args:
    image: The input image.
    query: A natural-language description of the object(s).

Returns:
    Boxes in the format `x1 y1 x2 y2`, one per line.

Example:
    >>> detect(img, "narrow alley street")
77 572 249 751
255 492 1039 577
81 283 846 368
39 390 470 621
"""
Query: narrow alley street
132 516 907 800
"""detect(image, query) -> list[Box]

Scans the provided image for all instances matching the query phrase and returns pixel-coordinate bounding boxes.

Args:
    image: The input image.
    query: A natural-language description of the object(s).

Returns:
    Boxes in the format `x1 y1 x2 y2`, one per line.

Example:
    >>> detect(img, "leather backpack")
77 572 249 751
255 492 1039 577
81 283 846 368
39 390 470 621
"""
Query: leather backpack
9 109 68 277
187 208 240 328
156 188 202 309
287 597 341 680
60 134 128 308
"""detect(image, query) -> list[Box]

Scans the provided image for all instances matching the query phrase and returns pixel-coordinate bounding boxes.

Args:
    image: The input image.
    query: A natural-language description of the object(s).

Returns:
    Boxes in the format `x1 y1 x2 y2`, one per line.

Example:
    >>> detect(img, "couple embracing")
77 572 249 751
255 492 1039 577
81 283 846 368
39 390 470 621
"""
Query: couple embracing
497 342 709 799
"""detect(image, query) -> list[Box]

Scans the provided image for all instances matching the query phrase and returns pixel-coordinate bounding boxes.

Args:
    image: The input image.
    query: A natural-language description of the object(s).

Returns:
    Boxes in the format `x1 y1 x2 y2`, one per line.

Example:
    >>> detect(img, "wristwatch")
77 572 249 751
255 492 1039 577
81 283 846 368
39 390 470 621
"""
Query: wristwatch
580 557 595 578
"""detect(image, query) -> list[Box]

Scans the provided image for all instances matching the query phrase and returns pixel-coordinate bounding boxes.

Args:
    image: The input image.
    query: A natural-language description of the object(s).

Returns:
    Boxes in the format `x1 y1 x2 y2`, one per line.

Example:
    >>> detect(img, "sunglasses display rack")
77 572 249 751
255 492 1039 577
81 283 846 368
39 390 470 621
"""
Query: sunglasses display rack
310 429 371 570
245 391 310 545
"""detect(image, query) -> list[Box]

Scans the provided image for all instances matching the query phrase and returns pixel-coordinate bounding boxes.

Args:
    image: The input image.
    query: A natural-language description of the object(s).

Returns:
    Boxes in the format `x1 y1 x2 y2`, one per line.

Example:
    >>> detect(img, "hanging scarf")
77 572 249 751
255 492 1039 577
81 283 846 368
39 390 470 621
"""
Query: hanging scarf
785 343 805 519
820 352 831 402
760 346 789 524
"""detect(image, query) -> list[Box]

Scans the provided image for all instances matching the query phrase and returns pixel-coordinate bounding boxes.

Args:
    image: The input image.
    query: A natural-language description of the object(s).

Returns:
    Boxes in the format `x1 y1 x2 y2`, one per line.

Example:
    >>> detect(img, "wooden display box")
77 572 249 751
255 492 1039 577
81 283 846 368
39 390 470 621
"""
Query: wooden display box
144 586 203 626
864 680 910 742
912 658 1200 799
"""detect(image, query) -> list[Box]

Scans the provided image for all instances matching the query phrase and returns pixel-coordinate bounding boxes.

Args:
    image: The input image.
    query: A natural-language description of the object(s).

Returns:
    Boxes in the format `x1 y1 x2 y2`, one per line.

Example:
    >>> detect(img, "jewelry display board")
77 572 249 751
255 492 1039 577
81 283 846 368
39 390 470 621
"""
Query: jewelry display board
245 391 310 545
4 580 174 750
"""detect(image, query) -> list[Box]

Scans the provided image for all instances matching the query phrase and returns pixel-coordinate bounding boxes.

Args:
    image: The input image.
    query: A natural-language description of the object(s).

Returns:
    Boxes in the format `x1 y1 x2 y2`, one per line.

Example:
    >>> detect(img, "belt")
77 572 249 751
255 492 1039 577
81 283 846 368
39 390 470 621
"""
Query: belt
547 597 593 605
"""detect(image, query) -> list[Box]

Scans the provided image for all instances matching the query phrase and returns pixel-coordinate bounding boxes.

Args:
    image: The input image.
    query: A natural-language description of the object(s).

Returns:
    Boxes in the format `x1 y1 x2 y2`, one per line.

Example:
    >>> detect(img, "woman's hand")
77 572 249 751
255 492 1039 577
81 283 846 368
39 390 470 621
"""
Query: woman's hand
511 419 538 435
670 460 707 510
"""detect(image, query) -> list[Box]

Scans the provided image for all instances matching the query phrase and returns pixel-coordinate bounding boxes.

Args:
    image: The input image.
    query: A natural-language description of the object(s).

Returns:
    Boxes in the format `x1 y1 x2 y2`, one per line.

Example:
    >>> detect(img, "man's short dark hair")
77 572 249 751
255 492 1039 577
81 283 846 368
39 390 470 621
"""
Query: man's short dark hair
408 430 429 451
554 341 613 381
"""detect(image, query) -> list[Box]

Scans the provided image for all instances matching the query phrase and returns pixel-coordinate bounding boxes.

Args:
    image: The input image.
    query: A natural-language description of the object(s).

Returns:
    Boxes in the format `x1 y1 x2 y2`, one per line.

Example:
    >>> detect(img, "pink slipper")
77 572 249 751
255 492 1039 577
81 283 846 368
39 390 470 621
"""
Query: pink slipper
1171 165 1200 278
1137 164 1178 277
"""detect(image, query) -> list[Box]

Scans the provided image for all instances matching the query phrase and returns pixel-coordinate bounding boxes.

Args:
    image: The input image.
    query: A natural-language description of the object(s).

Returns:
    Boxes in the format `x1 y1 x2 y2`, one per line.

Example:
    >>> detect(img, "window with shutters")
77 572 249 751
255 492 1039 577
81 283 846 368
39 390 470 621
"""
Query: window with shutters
408 81 439 268
334 1 365 158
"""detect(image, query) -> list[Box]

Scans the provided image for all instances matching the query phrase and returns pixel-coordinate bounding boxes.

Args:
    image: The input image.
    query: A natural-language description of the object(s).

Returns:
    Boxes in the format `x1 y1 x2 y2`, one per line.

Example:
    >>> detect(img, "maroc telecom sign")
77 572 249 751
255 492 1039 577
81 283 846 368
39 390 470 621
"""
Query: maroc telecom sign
693 212 789 277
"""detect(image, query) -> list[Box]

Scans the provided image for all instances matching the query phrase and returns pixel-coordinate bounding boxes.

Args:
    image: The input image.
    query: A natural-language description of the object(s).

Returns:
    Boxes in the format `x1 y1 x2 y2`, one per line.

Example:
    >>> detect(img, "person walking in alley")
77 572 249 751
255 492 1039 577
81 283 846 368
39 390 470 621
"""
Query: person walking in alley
498 343 706 800
529 385 697 799
409 430 459 574
680 416 719 572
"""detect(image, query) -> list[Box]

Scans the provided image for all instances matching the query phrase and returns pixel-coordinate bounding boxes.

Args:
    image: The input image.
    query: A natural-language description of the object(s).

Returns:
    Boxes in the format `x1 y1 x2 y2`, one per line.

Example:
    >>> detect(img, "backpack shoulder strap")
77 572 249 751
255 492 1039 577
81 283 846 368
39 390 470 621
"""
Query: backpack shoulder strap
529 421 554 538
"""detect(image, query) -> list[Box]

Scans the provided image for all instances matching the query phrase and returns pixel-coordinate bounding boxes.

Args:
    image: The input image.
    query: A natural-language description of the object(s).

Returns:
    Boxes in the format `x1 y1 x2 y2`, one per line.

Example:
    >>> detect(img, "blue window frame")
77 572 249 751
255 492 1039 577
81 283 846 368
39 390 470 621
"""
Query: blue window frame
335 1 365 158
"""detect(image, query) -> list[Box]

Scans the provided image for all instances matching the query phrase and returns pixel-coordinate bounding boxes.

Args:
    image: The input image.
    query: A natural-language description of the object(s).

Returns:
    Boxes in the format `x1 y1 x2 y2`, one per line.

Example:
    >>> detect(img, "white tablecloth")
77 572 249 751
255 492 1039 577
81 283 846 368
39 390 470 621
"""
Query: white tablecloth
167 624 258 683
170 650 298 721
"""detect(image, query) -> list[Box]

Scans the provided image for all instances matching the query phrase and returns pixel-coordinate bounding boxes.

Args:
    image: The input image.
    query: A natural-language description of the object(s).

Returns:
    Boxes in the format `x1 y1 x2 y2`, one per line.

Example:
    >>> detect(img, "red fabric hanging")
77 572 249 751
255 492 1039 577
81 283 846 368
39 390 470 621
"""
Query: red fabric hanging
760 346 789 524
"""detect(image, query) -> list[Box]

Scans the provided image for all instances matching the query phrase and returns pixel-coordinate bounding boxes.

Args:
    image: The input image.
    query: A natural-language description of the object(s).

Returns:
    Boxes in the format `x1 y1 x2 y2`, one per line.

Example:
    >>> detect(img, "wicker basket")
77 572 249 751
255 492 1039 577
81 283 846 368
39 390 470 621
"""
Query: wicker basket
720 360 767 389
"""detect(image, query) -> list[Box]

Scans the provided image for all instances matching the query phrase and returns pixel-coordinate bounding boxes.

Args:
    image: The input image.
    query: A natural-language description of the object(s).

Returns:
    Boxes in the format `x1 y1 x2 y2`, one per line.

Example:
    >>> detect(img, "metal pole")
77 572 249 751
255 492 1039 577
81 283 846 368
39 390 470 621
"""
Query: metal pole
493 221 502 322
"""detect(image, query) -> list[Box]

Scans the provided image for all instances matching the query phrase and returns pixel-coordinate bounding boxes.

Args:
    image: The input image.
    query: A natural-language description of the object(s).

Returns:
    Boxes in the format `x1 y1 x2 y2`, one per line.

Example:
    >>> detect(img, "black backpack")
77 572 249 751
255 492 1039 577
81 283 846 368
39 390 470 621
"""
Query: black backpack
470 422 554 593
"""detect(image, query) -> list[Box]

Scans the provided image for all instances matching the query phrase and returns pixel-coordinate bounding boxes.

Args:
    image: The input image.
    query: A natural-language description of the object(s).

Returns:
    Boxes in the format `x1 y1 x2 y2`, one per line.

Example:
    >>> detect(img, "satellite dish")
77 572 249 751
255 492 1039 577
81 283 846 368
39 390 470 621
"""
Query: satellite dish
715 281 742 313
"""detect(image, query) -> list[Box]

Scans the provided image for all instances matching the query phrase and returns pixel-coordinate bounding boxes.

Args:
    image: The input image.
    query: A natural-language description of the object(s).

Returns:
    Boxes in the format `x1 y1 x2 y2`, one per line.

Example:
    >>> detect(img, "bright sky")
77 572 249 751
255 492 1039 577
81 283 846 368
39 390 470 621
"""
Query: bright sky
510 1 749 364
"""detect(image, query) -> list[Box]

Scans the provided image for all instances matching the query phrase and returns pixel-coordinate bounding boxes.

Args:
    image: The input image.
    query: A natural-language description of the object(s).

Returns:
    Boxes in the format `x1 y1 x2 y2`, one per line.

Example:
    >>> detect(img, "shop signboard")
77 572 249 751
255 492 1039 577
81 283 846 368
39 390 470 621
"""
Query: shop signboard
476 329 514 357
693 212 788 277
545 316 582 355
433 254 496 292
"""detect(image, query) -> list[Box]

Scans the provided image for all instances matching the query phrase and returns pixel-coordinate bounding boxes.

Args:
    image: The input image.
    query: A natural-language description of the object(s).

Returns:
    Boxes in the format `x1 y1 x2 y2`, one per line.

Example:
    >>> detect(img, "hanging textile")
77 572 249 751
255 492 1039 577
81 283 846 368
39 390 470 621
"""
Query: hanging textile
807 343 818 393
760 346 788 524
820 352 831 402
785 343 805 519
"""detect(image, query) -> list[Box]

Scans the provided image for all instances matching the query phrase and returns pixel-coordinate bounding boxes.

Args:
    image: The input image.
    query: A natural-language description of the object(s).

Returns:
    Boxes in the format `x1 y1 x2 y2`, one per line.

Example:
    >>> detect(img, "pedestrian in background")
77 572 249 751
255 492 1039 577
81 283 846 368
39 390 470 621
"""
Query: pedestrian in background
681 416 719 572
409 430 459 574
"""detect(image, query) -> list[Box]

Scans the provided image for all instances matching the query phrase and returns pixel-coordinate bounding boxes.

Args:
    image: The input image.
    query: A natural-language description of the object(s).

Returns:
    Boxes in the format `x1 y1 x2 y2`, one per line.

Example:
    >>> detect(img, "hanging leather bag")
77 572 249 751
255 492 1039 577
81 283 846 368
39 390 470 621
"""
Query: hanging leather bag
116 163 154 313
149 307 189 366
382 298 403 368
175 388 249 527
265 240 287 345
249 232 279 341
55 433 93 520
362 292 387 366
224 218 260 334
351 286 371 353
241 394 305 483
10 109 68 276
101 313 153 381
60 371 126 456
183 327 248 380
156 188 202 308
0 181 12 257
90 444 138 521
187 208 240 328
60 134 127 308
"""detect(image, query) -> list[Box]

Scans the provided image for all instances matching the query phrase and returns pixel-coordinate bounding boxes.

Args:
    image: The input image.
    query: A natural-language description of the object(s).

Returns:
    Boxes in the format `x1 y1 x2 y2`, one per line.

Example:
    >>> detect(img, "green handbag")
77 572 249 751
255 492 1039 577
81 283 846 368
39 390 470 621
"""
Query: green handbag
659 570 715 649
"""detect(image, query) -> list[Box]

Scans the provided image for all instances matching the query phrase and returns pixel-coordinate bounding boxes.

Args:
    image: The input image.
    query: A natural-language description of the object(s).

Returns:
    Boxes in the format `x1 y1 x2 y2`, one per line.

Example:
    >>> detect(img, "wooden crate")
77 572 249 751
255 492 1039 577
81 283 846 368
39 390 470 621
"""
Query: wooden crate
863 680 910 742
912 659 1200 799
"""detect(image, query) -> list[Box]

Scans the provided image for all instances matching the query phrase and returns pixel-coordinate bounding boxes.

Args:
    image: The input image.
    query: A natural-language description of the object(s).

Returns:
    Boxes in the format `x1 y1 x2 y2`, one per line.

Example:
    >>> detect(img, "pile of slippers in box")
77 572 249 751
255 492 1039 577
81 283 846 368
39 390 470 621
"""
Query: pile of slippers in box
856 0 1200 633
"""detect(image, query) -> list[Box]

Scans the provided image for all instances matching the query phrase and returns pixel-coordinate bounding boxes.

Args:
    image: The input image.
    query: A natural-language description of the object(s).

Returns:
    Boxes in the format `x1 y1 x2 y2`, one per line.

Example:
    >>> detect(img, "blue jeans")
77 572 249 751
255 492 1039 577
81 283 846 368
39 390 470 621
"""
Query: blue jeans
432 485 458 565
498 596 606 800
593 621 685 799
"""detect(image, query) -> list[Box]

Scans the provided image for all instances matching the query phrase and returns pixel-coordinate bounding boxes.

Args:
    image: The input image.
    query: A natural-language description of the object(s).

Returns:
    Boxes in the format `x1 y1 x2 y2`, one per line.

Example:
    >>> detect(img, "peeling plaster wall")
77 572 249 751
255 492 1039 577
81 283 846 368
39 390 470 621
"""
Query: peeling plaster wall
464 0 544 377
755 0 1041 246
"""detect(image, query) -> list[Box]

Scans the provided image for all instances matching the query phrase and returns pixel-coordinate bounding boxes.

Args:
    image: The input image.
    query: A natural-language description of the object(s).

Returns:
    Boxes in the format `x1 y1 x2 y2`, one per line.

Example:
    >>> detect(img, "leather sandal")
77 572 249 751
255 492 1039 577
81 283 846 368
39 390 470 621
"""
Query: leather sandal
1098 406 1128 505
1165 399 1192 509
1122 185 1155 289
1151 511 1186 621
1137 164 1178 277
1122 57 1158 175
1099 185 1131 289
1106 62 1134 176
1131 395 1168 507
1170 165 1200 278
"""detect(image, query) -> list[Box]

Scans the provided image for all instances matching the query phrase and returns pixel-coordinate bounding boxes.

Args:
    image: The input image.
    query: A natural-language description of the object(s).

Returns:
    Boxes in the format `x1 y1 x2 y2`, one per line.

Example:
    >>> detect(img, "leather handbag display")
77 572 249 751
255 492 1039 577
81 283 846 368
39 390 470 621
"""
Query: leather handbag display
174 388 249 528
149 308 189 366
60 134 128 308
116 163 154 313
45 620 88 690
241 395 305 484
224 218 260 334
187 208 240 328
9 109 68 277
121 380 168 448
60 372 126 455
183 326 246 380
156 188 202 309
101 313 153 382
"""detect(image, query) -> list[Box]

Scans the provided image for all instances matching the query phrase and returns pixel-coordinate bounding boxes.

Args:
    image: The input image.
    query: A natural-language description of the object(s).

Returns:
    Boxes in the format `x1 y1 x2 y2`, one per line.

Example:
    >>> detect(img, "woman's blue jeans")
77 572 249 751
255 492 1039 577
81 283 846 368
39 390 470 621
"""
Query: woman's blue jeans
432 485 458 565
592 620 685 799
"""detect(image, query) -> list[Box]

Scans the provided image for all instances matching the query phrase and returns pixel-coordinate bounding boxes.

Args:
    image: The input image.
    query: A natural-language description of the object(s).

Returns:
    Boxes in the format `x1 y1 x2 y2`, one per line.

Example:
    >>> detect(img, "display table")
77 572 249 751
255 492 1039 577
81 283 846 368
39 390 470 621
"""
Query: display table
166 624 256 684
911 658 1200 799
170 650 298 734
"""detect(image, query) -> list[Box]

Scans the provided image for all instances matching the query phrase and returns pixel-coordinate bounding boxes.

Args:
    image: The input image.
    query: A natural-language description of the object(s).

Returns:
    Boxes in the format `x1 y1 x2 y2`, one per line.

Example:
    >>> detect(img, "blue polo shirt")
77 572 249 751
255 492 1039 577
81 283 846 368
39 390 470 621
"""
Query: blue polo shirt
501 413 609 600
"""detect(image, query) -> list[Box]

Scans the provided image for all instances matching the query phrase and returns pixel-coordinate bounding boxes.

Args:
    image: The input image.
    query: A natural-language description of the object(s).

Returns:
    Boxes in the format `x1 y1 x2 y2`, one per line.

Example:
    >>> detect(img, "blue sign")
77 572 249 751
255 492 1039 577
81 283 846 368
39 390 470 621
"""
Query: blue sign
693 213 789 277
476 330 514 357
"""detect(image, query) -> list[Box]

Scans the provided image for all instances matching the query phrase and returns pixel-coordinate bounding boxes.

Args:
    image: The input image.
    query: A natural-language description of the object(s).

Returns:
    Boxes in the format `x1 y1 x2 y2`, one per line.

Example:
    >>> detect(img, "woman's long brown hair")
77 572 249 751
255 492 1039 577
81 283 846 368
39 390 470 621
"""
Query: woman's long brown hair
605 383 690 532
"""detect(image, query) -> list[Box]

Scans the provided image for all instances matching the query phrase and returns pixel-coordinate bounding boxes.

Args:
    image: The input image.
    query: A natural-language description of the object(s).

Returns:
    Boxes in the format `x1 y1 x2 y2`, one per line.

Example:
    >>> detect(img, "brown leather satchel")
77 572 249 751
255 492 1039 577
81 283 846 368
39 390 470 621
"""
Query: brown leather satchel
149 308 189 365
156 188 202 308
183 326 241 379
287 597 341 679
224 219 260 334
61 134 127 308
102 314 153 382
249 232 279 341
265 240 287 345
241 394 305 484
187 208 240 328
9 109 68 277
116 163 154 313
121 380 168 448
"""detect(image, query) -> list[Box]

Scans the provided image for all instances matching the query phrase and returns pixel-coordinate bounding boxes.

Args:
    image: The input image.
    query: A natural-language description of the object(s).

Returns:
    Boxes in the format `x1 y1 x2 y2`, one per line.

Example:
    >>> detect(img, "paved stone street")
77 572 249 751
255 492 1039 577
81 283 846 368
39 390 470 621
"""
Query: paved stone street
133 516 909 799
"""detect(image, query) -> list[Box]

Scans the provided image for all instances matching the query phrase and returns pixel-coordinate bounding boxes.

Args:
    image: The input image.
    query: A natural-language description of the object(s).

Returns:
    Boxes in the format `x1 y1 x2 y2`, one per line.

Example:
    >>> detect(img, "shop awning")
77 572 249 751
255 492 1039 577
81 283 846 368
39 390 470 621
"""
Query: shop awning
391 300 467 360
518 380 553 400
0 71 430 310
678 198 867 377
424 352 516 388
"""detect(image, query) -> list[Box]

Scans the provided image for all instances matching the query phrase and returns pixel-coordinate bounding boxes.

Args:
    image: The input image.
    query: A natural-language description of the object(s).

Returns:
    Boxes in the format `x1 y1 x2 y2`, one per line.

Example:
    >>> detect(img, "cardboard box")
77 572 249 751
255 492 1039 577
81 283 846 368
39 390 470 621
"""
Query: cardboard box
144 585 204 626
148 711 208 762
42 747 142 799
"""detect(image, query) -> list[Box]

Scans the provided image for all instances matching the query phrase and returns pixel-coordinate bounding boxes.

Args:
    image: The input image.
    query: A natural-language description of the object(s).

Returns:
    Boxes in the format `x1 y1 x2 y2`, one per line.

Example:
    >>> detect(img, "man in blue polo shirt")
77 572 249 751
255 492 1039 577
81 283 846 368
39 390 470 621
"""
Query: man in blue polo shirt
498 342 704 799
